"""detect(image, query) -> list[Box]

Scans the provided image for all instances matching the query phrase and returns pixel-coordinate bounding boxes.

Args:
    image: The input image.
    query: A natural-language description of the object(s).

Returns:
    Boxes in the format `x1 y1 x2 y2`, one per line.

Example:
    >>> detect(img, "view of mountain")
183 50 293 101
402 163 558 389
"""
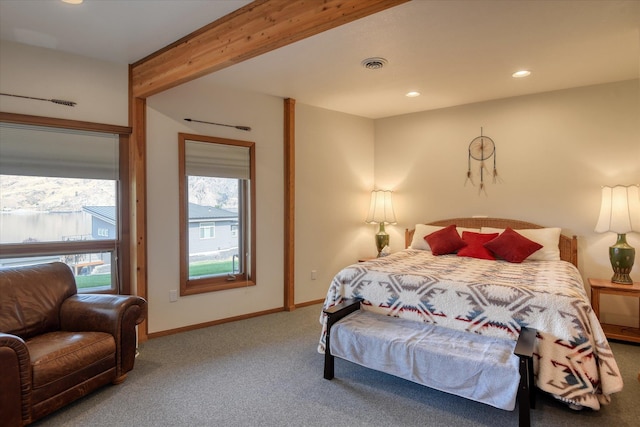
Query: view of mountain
0 175 115 212
0 175 239 212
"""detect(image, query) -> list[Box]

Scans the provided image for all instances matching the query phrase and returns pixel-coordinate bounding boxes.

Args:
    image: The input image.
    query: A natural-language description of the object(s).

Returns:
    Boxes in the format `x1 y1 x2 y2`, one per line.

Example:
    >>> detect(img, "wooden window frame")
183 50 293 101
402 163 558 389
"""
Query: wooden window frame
178 132 256 295
0 112 132 295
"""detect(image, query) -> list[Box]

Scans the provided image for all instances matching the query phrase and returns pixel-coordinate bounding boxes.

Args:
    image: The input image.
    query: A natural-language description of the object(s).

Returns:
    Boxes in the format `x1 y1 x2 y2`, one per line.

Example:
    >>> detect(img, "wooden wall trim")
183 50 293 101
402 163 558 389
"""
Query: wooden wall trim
130 0 408 98
284 98 296 311
296 298 324 309
118 133 132 296
147 306 284 339
129 91 148 342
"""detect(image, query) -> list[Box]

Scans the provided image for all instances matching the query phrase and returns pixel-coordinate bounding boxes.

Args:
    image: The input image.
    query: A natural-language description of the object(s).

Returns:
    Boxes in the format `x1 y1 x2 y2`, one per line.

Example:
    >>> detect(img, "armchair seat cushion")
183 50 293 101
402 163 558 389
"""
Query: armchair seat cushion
28 331 116 400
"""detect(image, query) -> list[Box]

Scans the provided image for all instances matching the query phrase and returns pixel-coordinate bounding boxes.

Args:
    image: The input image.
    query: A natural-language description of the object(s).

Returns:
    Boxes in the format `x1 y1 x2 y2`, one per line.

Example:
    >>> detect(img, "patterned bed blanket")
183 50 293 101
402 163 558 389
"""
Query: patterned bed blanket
318 249 623 410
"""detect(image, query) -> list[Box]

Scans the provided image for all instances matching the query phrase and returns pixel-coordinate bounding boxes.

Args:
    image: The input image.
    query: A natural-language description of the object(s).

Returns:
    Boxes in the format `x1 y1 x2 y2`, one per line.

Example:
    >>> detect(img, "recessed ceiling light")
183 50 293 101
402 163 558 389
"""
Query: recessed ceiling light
512 70 531 78
405 91 421 98
62 0 83 4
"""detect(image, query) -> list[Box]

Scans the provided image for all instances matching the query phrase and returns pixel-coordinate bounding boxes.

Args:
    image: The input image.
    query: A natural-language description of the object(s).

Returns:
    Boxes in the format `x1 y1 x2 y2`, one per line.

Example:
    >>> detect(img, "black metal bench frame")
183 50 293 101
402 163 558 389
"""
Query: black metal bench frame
323 299 537 427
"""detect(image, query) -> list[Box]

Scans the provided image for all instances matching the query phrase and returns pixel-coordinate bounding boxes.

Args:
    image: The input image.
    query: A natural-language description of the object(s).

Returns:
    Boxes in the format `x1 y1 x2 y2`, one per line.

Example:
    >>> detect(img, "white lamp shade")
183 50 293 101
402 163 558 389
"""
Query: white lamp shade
594 185 640 234
365 190 397 224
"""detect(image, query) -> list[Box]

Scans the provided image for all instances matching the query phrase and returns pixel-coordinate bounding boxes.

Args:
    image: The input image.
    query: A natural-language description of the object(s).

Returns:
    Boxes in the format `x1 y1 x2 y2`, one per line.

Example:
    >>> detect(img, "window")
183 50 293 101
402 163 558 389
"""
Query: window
0 117 130 294
199 222 216 239
179 133 255 295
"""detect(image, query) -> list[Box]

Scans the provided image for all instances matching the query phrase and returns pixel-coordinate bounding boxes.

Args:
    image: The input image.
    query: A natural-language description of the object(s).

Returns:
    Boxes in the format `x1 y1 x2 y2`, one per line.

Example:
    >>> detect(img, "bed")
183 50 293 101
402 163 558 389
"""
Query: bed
319 217 623 411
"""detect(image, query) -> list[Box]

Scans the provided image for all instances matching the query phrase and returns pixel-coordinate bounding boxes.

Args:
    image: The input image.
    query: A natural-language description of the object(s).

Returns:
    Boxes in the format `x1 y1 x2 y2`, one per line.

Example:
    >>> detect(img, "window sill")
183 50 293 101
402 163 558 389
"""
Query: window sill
181 278 256 296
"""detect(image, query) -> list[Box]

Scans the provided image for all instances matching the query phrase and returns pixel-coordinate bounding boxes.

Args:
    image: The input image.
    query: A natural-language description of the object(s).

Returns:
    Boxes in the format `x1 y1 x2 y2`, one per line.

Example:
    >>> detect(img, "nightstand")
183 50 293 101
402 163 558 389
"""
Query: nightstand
588 278 640 343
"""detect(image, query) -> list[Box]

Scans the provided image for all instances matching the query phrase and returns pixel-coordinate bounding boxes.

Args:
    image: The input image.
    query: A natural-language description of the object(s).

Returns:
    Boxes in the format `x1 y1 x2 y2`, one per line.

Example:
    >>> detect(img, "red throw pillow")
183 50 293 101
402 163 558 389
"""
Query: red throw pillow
484 227 543 263
424 224 467 255
457 231 499 260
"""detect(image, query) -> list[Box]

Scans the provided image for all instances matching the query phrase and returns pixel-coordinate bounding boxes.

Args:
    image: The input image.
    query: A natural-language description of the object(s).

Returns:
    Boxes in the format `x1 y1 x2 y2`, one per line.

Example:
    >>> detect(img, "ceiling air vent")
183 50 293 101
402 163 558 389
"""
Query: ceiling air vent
361 57 388 70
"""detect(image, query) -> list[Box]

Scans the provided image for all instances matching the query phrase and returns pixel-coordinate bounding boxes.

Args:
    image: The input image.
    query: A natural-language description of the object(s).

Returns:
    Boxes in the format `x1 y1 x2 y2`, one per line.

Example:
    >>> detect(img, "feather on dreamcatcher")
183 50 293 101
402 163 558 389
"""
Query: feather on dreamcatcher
464 128 501 195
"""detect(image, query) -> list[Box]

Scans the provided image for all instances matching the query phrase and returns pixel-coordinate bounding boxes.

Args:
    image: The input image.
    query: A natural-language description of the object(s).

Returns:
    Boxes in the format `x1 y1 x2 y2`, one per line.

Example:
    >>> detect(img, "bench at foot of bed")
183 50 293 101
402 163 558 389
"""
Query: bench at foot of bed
324 299 536 427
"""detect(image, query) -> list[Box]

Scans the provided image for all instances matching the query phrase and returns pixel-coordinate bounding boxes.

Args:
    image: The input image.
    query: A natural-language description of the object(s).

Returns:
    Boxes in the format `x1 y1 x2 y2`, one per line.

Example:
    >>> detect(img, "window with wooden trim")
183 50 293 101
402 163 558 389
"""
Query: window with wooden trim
0 117 130 294
179 133 255 295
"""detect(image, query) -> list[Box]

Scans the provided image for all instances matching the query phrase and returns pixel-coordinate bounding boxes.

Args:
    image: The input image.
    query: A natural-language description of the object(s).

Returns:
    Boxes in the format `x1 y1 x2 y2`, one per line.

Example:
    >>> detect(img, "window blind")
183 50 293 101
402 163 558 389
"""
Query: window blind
0 123 118 180
185 139 250 180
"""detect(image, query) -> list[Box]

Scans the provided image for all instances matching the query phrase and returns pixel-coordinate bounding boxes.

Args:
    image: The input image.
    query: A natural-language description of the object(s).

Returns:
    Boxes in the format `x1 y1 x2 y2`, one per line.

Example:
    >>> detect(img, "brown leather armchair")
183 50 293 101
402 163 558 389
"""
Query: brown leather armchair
0 262 147 426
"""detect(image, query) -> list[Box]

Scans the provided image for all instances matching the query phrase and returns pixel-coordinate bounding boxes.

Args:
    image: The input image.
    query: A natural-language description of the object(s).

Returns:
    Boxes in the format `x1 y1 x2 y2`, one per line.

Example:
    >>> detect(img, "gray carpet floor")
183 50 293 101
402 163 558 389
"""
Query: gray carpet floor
33 304 640 426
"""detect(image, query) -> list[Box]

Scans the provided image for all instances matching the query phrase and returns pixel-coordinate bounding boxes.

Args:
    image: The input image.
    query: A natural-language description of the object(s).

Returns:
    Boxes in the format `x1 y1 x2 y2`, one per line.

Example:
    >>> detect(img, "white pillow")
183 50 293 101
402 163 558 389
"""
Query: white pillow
480 227 561 261
410 224 480 251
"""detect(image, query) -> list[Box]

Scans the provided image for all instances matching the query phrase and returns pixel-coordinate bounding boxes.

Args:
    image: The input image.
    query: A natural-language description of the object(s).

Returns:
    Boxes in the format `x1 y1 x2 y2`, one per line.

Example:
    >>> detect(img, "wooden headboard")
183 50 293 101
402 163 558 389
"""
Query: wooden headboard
405 217 578 267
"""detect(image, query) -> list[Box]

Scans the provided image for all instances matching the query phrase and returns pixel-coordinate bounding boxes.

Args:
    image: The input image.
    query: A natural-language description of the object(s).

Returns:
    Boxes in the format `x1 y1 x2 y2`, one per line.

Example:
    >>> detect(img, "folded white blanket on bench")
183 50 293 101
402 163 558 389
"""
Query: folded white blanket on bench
330 310 521 410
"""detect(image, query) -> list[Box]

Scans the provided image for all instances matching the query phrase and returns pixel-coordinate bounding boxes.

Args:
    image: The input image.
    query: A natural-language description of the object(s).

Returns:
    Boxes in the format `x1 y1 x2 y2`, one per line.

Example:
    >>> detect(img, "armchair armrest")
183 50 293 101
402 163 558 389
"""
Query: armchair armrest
0 333 32 426
60 294 146 334
60 294 147 379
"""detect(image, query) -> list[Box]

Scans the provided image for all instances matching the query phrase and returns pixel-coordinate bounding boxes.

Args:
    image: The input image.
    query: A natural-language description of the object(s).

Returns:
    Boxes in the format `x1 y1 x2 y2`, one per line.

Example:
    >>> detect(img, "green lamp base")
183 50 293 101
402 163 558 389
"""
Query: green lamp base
375 223 389 257
609 234 635 285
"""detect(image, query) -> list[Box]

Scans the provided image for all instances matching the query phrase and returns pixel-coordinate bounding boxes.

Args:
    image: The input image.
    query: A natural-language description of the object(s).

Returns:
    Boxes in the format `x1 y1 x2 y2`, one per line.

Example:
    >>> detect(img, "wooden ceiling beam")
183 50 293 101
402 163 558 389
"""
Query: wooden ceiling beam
130 0 409 98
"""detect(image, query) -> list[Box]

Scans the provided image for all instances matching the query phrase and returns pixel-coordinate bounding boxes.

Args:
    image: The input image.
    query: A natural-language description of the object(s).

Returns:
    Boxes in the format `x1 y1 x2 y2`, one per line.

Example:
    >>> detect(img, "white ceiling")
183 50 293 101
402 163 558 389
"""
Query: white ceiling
1 0 639 119
0 0 252 64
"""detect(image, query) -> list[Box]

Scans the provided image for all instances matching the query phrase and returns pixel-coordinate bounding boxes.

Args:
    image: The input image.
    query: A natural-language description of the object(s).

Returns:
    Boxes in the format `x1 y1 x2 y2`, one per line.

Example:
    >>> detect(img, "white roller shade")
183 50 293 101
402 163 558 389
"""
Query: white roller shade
0 123 118 180
185 139 250 179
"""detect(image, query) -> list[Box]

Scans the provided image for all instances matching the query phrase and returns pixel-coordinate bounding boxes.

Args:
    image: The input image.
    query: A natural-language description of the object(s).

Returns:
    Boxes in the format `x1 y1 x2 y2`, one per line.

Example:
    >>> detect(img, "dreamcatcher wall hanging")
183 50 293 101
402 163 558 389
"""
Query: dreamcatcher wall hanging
464 128 501 195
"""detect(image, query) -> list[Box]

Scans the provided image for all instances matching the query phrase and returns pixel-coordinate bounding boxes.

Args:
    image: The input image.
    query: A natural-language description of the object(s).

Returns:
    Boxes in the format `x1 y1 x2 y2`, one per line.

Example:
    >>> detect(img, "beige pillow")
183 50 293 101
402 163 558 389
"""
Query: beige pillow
480 227 561 261
410 224 480 251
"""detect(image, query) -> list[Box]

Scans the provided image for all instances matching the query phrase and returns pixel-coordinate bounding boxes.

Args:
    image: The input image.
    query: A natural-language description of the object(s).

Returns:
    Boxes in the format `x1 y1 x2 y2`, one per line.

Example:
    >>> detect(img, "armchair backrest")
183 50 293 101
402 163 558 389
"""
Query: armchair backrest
0 262 77 339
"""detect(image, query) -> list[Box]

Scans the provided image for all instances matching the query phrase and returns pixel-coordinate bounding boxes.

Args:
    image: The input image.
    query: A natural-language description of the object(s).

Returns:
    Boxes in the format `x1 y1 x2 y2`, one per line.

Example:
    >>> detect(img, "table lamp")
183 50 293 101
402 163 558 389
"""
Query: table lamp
365 190 396 256
594 184 640 284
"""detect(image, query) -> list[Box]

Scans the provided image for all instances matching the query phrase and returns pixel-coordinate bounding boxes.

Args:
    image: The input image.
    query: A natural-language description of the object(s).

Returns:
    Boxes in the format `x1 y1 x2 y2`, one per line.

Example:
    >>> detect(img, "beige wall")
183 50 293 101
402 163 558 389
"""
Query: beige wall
146 81 287 333
375 80 640 327
0 41 128 125
294 103 375 304
145 91 376 330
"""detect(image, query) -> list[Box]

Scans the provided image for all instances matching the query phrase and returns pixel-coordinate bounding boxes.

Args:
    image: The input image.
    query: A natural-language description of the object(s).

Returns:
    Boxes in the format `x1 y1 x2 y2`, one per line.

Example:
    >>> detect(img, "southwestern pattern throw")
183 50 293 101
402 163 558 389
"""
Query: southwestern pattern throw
318 249 623 410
